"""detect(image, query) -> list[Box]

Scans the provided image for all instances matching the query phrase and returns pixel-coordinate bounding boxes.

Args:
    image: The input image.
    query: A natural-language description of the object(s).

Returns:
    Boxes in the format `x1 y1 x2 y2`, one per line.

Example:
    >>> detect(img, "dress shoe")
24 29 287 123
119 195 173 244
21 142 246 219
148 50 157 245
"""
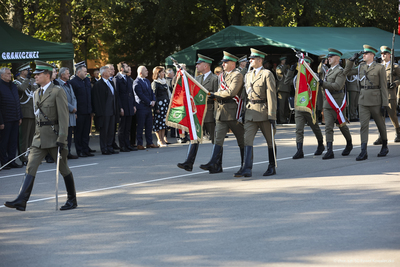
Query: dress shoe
102 151 111 155
45 157 55 163
127 145 138 151
137 145 145 150
78 152 88 157
112 144 120 150
120 147 130 152
147 144 159 148
1 164 11 170
89 147 96 153
67 154 79 159
9 162 23 168
84 152 94 157
109 150 119 154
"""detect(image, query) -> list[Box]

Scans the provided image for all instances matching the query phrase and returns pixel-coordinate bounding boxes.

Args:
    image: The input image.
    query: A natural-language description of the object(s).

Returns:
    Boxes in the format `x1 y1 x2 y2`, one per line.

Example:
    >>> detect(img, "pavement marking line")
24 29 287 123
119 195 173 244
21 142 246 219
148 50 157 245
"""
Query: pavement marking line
2 142 394 209
0 163 99 179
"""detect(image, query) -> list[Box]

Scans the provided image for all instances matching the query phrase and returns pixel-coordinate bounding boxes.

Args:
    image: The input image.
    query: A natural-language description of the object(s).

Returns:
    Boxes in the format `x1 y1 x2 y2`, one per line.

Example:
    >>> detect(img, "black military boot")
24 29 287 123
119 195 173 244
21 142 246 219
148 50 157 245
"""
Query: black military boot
373 136 382 145
60 173 78 210
233 147 245 177
341 139 353 156
263 147 276 176
377 139 389 157
322 142 334 159
177 143 199 172
395 127 400 142
356 143 368 161
235 146 252 177
314 140 325 155
4 174 35 211
199 145 223 174
292 143 304 159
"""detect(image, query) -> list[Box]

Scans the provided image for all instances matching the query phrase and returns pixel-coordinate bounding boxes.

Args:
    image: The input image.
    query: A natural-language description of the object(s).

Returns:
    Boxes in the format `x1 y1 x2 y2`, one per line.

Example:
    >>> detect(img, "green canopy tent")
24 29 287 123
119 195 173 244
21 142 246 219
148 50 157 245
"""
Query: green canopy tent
0 19 74 63
166 26 400 71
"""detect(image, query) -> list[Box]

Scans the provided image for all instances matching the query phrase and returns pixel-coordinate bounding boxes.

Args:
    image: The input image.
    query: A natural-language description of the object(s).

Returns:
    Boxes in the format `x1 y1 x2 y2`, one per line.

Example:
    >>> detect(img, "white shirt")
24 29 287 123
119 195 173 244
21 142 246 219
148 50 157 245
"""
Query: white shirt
103 78 114 95
41 82 52 94
203 70 212 81
253 66 262 77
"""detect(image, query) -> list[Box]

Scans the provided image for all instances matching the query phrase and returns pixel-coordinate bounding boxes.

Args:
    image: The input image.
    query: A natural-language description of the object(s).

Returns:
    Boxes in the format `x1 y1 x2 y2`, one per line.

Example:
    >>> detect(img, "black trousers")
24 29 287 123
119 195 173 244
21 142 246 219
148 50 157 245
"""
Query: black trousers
0 121 19 165
99 115 115 153
75 114 91 154
67 126 75 154
118 115 132 148
130 114 137 146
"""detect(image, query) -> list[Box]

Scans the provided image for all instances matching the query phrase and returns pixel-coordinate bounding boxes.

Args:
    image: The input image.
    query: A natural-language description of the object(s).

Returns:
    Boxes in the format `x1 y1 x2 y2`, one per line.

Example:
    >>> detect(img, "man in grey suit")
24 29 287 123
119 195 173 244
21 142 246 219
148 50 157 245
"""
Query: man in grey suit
57 67 78 159
177 54 218 172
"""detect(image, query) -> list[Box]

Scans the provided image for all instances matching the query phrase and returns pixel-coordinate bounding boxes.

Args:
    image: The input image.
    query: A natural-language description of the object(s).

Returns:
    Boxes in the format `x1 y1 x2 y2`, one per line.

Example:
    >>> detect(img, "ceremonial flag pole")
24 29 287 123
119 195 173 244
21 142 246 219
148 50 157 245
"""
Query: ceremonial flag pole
55 147 61 211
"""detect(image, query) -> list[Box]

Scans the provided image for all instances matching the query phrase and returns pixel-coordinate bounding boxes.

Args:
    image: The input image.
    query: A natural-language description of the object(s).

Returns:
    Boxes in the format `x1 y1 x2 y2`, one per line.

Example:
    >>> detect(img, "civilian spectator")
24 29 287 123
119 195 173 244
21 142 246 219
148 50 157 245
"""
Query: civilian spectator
214 66 222 76
70 62 94 157
107 63 120 150
133 66 158 150
151 66 170 147
57 67 78 159
91 69 100 87
0 67 23 169
92 66 120 155
115 61 136 152
128 66 138 148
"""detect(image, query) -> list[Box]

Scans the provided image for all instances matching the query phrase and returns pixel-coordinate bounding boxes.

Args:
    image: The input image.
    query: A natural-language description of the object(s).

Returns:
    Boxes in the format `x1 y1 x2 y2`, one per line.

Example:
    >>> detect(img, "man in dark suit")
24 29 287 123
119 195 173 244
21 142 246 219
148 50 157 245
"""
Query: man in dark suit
0 67 23 170
92 65 120 155
115 62 136 152
133 66 158 150
70 62 94 157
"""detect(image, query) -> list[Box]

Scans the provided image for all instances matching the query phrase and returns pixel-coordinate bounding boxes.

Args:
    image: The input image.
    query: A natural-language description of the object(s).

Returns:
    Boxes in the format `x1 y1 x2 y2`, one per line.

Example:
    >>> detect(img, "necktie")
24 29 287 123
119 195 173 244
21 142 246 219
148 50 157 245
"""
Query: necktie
252 69 256 80
106 80 114 95
39 88 43 101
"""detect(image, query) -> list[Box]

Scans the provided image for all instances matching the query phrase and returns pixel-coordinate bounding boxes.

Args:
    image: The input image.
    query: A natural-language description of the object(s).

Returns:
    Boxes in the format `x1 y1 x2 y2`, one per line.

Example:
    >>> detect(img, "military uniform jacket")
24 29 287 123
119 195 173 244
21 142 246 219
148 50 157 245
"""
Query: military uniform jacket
214 70 244 121
344 60 389 107
321 65 346 110
383 62 400 100
32 83 69 149
14 77 38 119
195 72 218 123
243 68 277 121
276 64 291 92
239 67 248 77
346 73 360 92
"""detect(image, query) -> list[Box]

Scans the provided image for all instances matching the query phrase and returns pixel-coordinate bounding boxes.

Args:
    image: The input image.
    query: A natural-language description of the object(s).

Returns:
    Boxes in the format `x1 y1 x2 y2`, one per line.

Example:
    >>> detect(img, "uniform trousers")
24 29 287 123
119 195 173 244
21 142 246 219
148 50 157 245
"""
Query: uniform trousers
75 114 91 154
0 121 19 165
214 120 244 148
387 98 399 129
244 120 275 147
323 107 352 143
19 118 35 163
26 146 71 177
348 91 359 120
359 104 387 143
130 114 137 146
118 115 132 148
278 91 290 123
295 110 323 143
203 121 216 144
67 126 75 154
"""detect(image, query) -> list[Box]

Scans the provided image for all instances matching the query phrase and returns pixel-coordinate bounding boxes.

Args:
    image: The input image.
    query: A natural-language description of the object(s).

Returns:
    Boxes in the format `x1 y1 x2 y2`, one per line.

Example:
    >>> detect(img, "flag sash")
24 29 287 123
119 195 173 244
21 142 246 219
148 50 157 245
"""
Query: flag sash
219 72 243 120
324 89 347 126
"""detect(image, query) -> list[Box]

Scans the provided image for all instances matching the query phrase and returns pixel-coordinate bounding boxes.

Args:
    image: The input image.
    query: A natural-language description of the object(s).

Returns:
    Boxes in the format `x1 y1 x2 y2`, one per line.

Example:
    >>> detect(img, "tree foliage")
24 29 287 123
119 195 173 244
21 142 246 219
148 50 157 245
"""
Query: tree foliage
0 0 398 67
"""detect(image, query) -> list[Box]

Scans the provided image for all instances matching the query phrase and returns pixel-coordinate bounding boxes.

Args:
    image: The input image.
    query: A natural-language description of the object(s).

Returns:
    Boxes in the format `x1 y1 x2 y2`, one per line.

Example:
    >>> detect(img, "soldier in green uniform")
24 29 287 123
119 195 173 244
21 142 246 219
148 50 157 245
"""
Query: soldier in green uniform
238 55 248 76
234 48 277 177
177 54 218 171
285 56 325 159
372 46 400 144
4 60 78 211
346 70 360 122
319 48 353 160
200 51 244 175
13 62 39 165
276 56 291 124
344 45 389 160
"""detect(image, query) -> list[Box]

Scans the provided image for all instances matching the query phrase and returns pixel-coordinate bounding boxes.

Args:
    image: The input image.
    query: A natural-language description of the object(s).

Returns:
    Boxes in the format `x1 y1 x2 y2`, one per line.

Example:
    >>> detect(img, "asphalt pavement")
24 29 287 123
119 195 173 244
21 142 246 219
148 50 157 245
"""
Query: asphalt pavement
0 118 399 267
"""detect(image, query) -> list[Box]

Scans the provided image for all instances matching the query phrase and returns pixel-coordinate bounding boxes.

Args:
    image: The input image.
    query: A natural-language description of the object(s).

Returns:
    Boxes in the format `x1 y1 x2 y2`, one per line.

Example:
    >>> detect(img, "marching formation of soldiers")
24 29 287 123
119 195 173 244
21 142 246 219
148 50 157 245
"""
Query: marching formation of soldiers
178 44 400 177
2 43 399 211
